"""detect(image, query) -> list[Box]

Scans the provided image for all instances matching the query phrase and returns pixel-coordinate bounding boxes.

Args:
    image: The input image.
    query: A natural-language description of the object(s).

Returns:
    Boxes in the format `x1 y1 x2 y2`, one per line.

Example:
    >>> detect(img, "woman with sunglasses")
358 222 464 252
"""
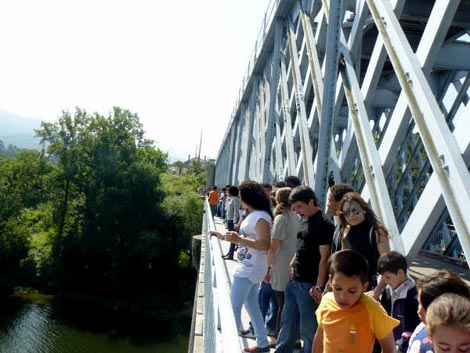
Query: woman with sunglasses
338 192 390 300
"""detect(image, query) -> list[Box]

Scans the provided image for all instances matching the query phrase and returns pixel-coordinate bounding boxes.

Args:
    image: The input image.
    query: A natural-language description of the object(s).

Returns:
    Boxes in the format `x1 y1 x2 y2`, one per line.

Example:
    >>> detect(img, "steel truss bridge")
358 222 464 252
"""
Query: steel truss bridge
212 0 470 262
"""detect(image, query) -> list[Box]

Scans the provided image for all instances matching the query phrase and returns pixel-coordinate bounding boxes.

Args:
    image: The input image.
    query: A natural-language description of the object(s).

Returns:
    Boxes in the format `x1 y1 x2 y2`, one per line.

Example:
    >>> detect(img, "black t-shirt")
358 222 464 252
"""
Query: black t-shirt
343 220 379 288
293 211 334 283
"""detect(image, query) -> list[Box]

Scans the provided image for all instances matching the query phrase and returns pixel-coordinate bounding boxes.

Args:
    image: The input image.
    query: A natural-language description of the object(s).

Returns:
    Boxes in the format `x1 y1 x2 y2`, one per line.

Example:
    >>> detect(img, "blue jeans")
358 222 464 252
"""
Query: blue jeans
259 281 278 332
210 205 217 218
231 276 269 348
275 280 318 353
226 220 237 258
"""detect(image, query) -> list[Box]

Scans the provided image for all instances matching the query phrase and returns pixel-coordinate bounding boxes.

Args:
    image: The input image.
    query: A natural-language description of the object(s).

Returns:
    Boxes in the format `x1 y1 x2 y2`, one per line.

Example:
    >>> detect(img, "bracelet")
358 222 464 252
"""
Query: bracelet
222 234 226 240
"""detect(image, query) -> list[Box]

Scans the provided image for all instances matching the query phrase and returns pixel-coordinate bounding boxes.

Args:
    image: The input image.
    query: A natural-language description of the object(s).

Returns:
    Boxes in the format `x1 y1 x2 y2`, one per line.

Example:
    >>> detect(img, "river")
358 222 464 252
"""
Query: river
0 293 188 353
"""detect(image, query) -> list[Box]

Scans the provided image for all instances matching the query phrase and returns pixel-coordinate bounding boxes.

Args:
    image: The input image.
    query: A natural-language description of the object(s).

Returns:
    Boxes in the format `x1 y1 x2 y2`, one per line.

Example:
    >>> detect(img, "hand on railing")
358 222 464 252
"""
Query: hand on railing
210 230 243 244
209 230 224 240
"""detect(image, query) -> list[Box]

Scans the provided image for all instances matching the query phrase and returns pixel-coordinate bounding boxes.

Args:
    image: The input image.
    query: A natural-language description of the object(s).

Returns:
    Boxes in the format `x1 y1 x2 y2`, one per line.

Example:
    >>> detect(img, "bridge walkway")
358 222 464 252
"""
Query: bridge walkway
211 215 469 352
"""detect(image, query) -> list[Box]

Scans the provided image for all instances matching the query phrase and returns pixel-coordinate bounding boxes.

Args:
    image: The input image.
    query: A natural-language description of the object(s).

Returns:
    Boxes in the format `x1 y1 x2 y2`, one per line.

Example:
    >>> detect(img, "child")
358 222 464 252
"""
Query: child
377 251 420 352
425 293 470 353
407 269 470 353
313 249 399 353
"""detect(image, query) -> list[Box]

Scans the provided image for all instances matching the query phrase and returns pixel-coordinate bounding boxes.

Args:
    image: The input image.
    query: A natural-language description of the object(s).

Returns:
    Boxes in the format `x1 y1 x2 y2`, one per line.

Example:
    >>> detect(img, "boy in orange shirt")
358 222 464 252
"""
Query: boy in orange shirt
313 249 399 353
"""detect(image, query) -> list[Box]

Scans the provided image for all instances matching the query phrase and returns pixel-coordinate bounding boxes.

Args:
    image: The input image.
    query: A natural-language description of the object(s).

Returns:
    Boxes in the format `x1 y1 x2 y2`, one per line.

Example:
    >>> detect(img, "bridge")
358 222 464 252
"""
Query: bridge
190 0 470 352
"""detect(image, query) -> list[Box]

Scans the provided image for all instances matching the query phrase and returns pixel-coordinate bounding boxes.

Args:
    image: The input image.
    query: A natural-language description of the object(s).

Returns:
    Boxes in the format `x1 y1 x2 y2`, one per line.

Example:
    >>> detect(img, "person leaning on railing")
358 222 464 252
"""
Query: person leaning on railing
210 180 273 353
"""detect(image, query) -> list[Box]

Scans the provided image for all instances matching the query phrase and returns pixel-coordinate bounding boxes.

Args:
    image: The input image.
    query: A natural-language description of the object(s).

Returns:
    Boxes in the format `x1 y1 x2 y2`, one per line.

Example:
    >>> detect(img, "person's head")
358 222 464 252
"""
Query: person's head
338 192 380 228
377 251 409 289
284 175 301 188
289 185 319 218
273 187 292 217
238 180 273 219
261 182 273 198
228 185 239 198
273 181 286 189
417 270 470 323
212 186 217 191
327 183 354 215
328 249 369 309
425 293 470 353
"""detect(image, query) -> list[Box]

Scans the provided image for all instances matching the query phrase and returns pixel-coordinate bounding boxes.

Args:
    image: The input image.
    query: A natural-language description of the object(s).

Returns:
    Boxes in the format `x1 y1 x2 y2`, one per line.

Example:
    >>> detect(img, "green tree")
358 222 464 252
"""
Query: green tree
36 107 192 325
36 109 91 240
0 150 51 292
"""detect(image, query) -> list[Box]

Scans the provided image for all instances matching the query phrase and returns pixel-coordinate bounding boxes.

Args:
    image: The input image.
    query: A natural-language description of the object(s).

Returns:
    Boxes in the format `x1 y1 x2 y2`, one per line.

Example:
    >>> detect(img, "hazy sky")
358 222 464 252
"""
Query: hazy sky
0 0 271 161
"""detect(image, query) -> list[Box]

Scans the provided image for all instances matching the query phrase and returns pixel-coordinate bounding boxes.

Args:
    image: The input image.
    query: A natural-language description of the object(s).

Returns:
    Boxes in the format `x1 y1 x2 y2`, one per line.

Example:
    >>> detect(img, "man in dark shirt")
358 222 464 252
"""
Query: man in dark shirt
275 186 334 353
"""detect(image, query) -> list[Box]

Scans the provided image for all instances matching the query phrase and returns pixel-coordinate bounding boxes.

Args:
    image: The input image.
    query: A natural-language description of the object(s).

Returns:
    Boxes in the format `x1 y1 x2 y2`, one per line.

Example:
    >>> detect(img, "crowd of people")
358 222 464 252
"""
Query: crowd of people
207 177 470 353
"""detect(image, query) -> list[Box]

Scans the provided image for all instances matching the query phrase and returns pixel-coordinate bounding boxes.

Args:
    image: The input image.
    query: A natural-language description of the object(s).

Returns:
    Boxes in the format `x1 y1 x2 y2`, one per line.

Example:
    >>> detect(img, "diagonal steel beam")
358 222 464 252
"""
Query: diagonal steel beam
366 0 470 260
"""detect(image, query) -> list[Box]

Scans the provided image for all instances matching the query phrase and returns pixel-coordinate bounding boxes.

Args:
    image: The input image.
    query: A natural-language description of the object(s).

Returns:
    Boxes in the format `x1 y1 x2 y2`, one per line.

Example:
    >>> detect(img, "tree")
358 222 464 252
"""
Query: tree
0 150 51 292
36 107 191 321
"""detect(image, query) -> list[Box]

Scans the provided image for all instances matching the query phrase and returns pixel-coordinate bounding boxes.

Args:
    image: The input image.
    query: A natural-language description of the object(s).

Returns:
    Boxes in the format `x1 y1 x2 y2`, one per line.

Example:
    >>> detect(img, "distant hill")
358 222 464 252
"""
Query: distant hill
0 109 44 150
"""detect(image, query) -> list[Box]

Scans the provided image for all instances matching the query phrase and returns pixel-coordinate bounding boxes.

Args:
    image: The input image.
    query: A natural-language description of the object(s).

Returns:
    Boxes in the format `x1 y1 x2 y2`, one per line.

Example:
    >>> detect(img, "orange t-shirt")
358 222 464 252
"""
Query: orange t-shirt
316 292 399 353
208 190 219 205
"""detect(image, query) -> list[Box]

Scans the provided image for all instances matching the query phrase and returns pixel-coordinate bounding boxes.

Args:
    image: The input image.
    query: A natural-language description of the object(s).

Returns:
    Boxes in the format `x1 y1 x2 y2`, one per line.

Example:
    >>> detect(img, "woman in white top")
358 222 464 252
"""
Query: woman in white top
210 180 273 353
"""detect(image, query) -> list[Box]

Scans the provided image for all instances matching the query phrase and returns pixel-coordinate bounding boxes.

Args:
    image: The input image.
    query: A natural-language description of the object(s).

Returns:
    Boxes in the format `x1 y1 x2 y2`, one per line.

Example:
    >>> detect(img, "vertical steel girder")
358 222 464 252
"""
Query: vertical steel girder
262 21 283 183
314 0 343 209
214 0 470 262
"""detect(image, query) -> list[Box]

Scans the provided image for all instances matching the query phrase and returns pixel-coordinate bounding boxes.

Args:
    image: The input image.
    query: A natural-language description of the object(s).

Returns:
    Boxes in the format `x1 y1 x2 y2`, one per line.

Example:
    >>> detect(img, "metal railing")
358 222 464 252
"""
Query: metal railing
192 200 241 353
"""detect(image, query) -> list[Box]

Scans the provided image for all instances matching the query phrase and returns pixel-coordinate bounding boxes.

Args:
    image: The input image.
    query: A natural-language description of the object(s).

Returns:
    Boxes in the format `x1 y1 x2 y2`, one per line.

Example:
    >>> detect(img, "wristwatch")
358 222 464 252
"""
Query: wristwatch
314 285 323 292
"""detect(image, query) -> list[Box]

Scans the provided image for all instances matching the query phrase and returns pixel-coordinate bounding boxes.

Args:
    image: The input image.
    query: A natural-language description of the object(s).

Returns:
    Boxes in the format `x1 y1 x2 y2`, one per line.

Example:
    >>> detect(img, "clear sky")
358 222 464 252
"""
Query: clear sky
0 0 271 161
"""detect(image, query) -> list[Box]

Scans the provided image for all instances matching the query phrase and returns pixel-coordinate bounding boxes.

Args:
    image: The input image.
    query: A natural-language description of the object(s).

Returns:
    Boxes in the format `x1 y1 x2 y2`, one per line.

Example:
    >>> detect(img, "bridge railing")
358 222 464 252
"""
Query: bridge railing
195 199 241 353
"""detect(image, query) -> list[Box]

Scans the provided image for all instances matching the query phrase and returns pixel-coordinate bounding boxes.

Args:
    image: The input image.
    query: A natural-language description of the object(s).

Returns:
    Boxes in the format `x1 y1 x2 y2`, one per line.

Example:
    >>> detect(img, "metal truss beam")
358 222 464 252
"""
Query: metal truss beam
214 0 470 263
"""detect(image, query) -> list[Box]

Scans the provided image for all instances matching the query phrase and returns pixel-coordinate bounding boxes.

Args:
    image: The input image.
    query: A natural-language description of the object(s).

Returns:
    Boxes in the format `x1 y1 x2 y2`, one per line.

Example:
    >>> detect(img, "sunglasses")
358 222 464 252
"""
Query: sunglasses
342 206 362 218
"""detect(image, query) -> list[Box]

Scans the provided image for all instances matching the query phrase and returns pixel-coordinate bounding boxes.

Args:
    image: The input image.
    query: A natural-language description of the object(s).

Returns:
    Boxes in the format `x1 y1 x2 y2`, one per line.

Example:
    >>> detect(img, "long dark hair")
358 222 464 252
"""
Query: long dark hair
338 192 388 237
239 180 273 219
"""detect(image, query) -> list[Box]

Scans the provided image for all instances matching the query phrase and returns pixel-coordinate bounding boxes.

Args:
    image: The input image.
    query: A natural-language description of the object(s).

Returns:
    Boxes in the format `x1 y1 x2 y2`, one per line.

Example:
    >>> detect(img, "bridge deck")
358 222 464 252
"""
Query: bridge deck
212 216 470 352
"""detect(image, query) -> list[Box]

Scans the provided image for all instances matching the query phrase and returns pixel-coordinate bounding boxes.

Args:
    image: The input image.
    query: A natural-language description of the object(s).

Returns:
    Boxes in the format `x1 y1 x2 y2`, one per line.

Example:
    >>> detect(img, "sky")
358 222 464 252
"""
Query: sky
0 0 271 161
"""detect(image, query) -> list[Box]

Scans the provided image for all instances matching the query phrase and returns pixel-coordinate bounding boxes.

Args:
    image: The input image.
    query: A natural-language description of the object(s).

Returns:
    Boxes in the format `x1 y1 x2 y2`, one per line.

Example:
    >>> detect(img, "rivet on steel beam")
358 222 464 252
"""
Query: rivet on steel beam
439 154 450 176
380 17 387 26
370 165 375 177
405 72 413 87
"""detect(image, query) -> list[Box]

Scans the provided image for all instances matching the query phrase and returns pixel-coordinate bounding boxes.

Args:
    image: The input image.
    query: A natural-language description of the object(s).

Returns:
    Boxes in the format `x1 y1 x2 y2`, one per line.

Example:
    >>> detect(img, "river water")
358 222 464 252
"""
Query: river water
0 294 188 353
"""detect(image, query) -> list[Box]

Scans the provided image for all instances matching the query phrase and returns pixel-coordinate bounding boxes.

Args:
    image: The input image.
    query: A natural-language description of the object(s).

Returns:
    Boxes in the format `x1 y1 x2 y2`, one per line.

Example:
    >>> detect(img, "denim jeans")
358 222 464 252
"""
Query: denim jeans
231 276 269 348
258 281 278 332
226 220 237 258
275 280 318 353
210 205 217 218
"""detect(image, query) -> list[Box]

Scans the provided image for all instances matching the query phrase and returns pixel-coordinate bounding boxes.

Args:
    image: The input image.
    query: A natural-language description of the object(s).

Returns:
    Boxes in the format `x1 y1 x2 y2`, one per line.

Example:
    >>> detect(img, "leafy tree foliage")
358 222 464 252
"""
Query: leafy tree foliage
35 108 193 322
0 150 51 292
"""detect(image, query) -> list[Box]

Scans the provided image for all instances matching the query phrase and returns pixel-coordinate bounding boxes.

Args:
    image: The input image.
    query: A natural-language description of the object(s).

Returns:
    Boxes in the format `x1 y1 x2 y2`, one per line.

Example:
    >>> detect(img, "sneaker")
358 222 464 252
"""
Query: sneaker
239 329 255 339
294 340 302 349
243 346 270 352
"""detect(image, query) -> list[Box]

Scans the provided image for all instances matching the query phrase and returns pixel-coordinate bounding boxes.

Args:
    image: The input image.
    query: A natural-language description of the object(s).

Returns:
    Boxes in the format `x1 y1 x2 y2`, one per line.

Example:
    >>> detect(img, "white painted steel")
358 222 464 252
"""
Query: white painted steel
367 0 470 261
214 0 470 264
